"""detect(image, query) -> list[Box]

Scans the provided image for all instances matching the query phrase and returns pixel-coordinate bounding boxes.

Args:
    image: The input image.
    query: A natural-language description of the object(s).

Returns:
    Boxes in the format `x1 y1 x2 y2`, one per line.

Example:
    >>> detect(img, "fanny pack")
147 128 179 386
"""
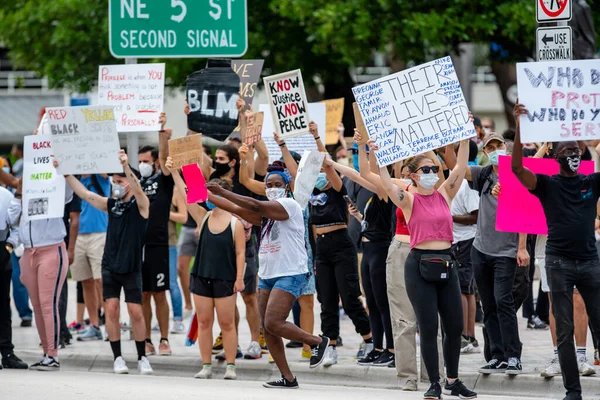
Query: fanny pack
419 253 454 282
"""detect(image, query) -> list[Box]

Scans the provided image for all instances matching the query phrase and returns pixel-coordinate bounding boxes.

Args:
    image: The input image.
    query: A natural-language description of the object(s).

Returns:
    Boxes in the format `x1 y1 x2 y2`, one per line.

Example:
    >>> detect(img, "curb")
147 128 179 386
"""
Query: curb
17 350 600 399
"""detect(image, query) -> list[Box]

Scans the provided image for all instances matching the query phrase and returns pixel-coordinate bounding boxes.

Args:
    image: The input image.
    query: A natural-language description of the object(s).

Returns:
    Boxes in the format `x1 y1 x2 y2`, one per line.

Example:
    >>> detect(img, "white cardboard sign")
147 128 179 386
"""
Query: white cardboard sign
516 59 600 143
98 63 165 132
293 150 325 210
22 135 66 221
46 106 123 175
263 69 311 139
352 56 475 167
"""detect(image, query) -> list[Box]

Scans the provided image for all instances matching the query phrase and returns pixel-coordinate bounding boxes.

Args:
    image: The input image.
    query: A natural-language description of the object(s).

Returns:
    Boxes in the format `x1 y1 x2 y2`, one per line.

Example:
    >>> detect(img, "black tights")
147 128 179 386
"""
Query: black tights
405 249 463 383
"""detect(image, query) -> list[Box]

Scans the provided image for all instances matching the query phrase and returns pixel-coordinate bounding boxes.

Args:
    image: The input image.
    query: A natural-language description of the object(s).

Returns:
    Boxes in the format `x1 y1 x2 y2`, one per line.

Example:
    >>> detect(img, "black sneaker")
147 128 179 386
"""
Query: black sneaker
20 319 32 328
443 379 477 399
388 359 396 368
336 336 343 347
2 353 28 369
309 335 330 369
263 376 299 389
356 349 382 366
527 316 549 330
36 357 60 371
505 357 522 375
372 349 395 367
285 341 303 349
29 355 47 370
479 358 508 374
423 382 442 399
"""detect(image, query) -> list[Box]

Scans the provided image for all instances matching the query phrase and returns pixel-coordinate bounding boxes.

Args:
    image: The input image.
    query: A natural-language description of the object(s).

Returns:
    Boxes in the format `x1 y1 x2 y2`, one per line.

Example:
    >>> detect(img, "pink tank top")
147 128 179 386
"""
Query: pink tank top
407 191 454 249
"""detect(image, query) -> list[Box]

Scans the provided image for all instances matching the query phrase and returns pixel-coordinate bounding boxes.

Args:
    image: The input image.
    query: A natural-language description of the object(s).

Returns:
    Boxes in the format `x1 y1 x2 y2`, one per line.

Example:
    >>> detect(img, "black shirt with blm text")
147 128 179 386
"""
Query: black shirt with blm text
530 173 600 260
141 171 174 246
102 197 148 274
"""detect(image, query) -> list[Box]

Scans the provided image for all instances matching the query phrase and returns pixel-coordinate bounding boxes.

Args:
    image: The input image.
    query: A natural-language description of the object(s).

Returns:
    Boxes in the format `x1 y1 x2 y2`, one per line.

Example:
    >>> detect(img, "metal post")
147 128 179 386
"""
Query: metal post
125 58 138 169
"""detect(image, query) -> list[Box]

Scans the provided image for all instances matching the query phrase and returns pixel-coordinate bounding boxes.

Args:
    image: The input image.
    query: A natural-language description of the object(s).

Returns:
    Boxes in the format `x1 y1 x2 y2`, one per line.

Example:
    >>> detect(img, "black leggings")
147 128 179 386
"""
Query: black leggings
405 248 463 383
361 241 393 350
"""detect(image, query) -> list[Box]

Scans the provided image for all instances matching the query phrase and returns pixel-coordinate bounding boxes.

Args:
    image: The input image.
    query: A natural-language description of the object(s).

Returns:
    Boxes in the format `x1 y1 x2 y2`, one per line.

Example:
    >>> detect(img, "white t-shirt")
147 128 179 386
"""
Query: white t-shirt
258 198 309 279
451 180 479 244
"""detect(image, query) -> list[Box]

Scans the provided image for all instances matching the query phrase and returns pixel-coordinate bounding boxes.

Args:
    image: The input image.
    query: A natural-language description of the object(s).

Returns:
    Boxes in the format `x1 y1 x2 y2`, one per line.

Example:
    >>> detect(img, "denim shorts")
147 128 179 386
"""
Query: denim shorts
258 273 310 299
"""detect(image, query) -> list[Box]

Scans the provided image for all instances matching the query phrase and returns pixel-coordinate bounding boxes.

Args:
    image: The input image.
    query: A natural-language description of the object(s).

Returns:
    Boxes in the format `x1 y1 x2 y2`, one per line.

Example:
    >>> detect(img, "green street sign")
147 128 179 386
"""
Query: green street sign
109 0 248 58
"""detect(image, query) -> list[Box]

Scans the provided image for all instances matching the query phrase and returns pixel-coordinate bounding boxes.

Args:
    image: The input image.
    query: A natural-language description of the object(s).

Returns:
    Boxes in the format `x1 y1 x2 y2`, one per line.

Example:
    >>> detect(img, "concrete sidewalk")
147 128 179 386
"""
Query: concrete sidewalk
9 280 600 399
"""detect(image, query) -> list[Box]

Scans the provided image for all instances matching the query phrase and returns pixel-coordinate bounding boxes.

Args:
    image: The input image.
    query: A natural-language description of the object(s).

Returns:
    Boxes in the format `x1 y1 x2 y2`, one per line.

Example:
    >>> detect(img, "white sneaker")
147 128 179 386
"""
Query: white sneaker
541 356 562 378
578 355 596 376
244 341 262 359
137 356 153 375
194 365 213 379
113 356 129 374
224 365 237 380
170 321 186 334
322 347 338 367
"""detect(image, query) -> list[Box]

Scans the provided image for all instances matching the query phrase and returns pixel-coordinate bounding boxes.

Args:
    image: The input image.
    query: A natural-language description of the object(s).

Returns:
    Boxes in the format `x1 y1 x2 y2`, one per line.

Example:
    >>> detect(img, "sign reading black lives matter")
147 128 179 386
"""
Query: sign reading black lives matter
352 56 475 167
264 69 310 139
186 59 240 141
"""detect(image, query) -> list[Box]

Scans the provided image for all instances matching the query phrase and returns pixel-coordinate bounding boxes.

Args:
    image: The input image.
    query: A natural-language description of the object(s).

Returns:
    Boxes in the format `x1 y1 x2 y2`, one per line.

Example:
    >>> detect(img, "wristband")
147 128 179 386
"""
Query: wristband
279 143 286 147
314 136 321 140
241 161 248 166
14 192 22 197
159 130 166 133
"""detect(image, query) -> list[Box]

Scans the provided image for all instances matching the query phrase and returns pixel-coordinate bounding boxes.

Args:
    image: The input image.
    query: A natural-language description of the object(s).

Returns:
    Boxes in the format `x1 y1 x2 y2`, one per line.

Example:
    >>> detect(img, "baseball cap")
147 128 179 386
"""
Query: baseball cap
482 132 505 148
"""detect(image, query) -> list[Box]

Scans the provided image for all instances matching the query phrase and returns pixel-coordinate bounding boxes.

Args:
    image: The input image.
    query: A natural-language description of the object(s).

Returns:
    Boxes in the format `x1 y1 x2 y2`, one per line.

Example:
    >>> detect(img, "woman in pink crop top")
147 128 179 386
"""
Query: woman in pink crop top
378 139 477 400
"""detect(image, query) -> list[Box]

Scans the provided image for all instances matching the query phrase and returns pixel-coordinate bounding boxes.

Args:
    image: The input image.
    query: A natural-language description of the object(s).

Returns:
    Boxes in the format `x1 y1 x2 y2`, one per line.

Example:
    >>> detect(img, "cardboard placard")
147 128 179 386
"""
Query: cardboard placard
293 150 326 209
46 106 123 175
186 60 240 141
352 56 475 167
516 59 600 143
22 135 66 221
97 63 165 132
323 98 345 145
263 69 310 139
182 164 208 204
352 102 369 145
231 59 264 105
168 134 204 170
496 155 594 234
244 112 265 145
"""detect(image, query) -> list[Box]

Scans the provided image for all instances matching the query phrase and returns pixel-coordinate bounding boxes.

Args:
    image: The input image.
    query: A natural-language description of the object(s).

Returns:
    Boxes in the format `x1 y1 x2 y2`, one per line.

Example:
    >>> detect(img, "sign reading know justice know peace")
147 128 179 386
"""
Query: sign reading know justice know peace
264 70 311 139
46 106 123 175
352 56 475 167
516 59 600 143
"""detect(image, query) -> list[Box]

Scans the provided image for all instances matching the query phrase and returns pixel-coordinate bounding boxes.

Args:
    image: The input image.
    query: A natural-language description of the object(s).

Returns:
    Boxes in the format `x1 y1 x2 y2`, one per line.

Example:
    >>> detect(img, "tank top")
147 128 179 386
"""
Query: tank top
191 217 236 281
407 191 453 249
361 195 393 242
395 183 411 236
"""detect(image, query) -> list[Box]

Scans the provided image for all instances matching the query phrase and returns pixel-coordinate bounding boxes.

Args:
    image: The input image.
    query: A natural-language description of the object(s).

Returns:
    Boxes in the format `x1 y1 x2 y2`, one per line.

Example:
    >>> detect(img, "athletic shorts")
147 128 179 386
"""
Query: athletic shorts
451 237 475 295
177 226 198 257
71 233 106 281
102 270 143 304
258 273 310 299
190 275 234 298
242 256 257 295
142 245 170 292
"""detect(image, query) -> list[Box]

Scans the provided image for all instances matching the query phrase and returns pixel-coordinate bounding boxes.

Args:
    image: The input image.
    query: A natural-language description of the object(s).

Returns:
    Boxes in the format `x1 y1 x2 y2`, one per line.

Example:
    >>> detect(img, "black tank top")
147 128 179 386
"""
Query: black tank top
191 217 236 281
361 195 393 242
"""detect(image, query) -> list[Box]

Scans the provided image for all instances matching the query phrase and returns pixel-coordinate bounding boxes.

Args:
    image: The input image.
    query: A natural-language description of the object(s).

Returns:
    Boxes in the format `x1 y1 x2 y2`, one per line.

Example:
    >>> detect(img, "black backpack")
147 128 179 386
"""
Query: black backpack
469 165 494 196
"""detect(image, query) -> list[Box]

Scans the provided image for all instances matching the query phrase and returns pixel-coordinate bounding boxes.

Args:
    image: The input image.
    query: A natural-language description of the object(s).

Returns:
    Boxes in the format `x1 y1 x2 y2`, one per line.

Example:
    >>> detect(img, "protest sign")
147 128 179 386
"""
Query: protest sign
98 63 165 132
322 98 345 145
352 56 475 167
182 164 208 204
46 106 122 175
259 103 325 163
516 60 600 143
22 135 66 221
231 60 264 105
168 134 204 170
264 70 310 139
37 113 51 135
496 155 594 234
293 150 326 209
353 102 369 145
187 60 240 142
244 112 265 146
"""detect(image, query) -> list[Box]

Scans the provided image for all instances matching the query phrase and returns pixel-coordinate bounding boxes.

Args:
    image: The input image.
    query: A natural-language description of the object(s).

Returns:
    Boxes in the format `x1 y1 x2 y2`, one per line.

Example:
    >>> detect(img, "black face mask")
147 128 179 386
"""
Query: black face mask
558 156 581 173
522 148 537 158
213 161 231 178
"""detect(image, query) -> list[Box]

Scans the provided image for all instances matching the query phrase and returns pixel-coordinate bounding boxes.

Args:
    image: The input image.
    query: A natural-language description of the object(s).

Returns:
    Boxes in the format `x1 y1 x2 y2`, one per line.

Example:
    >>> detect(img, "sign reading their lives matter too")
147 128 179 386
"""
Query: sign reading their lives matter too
22 135 66 221
168 134 203 170
352 56 475 167
516 59 600 143
323 98 345 145
244 112 264 145
231 60 264 105
293 150 326 209
46 106 123 175
187 59 240 142
264 70 310 139
497 155 594 234
98 63 165 132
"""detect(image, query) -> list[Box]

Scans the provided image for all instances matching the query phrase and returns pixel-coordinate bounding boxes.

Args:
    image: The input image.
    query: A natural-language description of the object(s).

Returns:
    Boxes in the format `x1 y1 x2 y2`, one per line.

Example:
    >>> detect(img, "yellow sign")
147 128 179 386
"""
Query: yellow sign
322 98 345 145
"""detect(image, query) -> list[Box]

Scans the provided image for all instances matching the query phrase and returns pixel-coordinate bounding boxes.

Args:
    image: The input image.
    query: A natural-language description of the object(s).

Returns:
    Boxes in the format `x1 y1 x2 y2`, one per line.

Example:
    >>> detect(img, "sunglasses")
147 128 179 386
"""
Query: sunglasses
558 148 582 157
415 166 440 174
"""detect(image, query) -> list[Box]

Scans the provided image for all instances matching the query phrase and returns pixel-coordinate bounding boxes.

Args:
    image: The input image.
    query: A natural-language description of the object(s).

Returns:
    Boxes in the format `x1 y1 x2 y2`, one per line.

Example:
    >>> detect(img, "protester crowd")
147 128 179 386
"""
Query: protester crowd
1 97 600 400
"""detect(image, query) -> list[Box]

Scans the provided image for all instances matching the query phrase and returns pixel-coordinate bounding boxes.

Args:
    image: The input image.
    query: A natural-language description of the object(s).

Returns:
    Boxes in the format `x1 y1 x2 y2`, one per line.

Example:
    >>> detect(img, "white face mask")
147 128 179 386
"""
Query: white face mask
112 184 128 199
401 179 412 185
266 188 286 201
138 162 154 178
484 127 492 135
418 174 439 190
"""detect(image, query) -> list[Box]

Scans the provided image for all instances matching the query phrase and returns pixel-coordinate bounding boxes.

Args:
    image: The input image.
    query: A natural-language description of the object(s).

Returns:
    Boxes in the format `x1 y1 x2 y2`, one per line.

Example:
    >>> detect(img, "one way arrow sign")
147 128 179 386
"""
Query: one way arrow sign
536 26 572 61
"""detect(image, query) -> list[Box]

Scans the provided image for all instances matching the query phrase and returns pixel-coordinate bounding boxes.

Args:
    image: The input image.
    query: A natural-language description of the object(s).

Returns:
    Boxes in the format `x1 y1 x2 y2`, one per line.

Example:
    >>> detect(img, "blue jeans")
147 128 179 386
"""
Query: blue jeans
258 273 309 299
169 246 183 320
11 253 32 320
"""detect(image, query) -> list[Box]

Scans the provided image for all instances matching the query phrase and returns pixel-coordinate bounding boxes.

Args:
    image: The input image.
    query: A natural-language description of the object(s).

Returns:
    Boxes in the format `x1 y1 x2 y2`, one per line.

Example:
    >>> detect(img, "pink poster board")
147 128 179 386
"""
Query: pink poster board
496 155 594 234
182 164 208 204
